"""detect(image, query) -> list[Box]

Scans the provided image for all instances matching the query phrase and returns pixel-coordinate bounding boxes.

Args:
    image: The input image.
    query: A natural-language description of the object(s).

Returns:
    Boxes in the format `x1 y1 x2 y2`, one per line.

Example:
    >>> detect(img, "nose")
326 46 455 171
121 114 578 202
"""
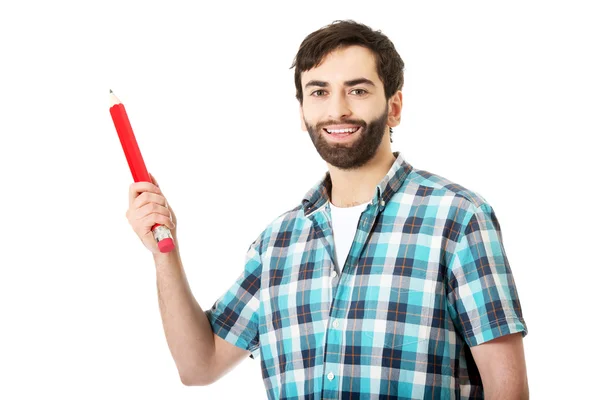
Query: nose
327 91 352 120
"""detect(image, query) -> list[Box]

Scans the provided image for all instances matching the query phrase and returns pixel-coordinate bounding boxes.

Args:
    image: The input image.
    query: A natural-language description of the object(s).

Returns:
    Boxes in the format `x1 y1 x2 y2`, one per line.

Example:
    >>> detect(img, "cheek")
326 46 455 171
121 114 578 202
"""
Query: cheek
302 103 318 119
302 108 321 128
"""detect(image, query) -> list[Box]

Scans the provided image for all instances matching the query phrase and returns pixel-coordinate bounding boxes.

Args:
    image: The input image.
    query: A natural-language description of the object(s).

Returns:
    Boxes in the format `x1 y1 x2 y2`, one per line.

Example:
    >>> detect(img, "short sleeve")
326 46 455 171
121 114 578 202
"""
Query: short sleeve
446 202 528 347
205 235 262 359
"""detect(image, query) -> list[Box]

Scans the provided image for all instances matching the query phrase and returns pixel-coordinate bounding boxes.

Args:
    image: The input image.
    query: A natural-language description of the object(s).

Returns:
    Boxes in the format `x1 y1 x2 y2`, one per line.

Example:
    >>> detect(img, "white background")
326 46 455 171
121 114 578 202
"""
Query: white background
1 0 598 398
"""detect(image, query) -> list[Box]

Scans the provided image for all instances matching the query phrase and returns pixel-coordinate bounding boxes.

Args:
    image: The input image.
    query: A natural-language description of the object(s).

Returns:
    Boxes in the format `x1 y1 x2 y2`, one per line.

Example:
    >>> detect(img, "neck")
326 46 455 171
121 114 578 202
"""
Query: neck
328 150 397 208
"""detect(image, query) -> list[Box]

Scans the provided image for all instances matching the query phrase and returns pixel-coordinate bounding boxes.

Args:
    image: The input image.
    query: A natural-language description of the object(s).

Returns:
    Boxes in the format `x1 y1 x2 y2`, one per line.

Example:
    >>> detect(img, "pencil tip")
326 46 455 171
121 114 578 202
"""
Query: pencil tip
110 89 113 94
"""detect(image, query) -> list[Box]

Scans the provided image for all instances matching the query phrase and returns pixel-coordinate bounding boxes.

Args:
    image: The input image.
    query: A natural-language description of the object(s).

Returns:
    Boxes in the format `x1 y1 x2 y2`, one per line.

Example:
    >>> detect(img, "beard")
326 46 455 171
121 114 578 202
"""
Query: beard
305 105 389 170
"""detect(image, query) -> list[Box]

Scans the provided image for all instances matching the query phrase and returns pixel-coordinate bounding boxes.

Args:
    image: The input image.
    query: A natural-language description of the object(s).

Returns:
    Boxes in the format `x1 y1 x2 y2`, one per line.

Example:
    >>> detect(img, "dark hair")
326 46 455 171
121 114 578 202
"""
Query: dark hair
290 20 404 142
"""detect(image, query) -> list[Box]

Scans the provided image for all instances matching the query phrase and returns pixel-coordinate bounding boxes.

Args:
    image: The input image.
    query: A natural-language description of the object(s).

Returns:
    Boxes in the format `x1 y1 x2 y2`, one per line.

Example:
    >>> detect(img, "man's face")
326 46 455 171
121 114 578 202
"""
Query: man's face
300 45 391 170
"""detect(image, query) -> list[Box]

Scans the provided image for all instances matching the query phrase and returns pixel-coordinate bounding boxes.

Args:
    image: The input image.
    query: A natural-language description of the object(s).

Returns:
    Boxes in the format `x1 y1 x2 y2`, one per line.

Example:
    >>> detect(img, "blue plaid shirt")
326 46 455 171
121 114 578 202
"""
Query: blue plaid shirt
206 152 527 399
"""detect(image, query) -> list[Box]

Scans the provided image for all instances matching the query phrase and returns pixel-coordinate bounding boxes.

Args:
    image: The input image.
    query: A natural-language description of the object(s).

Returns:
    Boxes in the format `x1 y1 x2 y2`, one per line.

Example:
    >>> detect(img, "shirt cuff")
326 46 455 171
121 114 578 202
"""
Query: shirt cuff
464 316 528 347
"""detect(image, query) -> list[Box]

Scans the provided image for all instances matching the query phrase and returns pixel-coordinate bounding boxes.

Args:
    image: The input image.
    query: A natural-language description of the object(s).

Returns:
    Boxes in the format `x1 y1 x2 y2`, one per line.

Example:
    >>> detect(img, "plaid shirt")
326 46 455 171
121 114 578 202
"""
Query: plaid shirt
205 152 527 399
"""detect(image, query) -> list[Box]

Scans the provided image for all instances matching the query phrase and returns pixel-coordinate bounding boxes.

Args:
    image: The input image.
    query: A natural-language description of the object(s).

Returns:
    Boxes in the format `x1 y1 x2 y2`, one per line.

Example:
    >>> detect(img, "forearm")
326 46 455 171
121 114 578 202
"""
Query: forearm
153 242 215 384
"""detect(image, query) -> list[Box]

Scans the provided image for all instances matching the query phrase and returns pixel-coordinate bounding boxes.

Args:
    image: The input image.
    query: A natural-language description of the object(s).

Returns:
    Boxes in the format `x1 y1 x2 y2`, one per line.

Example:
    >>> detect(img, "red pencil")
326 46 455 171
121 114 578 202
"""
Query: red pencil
109 90 175 253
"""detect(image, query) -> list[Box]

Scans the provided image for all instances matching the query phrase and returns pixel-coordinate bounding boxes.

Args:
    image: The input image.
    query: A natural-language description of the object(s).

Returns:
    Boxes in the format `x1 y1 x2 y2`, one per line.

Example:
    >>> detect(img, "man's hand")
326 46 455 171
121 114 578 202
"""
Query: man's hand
125 172 177 254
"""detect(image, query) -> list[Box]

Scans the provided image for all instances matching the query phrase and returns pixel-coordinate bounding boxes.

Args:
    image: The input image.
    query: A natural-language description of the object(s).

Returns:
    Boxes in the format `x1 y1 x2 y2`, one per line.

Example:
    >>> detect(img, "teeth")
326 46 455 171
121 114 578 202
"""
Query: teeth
326 127 359 134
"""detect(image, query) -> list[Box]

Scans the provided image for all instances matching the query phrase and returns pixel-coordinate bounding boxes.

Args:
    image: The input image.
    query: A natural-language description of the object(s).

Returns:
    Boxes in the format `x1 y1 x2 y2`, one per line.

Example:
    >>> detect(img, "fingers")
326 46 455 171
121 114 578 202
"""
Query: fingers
132 192 167 210
126 201 174 230
141 212 175 230
128 181 162 206
137 201 171 219
126 180 171 227
125 174 175 253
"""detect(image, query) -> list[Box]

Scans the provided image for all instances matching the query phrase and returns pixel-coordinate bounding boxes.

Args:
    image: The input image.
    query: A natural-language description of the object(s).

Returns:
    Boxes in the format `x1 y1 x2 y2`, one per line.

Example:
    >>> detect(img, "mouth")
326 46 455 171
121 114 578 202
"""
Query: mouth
322 126 361 138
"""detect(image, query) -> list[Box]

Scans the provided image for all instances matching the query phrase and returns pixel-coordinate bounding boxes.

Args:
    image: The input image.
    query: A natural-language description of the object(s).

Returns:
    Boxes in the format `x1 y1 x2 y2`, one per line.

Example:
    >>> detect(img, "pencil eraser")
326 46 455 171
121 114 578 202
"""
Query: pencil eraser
158 238 175 253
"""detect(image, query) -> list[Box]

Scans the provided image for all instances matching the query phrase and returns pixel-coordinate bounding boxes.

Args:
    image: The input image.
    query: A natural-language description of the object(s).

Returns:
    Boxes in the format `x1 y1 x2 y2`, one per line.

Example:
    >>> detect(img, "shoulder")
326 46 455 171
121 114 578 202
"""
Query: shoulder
398 166 502 236
404 166 491 211
246 204 306 254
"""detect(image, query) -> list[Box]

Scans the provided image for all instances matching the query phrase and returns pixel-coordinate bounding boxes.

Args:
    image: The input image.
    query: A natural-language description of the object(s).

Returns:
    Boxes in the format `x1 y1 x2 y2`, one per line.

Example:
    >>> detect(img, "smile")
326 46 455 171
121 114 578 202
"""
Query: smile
324 127 360 134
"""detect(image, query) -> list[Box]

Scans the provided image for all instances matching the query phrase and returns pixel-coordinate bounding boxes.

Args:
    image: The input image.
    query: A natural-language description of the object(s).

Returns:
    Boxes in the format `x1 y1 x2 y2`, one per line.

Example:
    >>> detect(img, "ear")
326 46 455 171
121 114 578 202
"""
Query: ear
299 104 307 131
387 91 402 128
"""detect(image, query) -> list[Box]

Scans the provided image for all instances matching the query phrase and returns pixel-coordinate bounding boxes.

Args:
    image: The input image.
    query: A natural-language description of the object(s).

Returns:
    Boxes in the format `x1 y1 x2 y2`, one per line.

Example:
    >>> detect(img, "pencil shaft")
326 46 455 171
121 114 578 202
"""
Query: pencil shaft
110 103 150 182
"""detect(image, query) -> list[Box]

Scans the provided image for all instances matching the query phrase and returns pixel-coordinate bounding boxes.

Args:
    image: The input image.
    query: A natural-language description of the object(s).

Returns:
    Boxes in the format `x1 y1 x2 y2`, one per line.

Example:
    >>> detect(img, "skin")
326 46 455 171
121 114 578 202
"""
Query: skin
299 45 401 208
470 332 529 399
299 45 529 398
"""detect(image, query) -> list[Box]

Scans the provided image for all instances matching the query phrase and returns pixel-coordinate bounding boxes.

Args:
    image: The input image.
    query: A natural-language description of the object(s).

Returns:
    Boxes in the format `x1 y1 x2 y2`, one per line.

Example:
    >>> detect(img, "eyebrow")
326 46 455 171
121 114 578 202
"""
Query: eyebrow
304 78 376 90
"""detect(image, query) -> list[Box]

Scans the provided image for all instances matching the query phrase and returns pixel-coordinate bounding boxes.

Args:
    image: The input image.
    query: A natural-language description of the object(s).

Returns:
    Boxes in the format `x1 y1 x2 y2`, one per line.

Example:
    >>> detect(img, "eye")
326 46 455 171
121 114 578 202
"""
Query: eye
311 90 327 97
351 88 368 95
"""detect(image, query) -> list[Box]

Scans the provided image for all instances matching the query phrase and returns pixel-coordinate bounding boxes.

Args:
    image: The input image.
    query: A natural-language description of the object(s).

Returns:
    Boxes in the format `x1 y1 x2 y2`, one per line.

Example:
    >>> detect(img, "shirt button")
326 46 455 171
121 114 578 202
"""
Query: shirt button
327 372 334 381
332 319 340 329
332 270 338 278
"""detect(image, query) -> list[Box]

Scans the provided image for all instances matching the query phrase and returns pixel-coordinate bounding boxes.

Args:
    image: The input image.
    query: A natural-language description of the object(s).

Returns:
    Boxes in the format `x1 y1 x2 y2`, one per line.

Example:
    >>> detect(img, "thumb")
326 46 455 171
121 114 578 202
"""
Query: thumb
149 172 159 187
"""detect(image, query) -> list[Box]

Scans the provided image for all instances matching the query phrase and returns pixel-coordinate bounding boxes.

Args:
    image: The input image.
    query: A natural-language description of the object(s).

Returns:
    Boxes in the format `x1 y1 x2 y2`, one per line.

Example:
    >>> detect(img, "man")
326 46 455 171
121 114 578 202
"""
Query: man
126 20 528 399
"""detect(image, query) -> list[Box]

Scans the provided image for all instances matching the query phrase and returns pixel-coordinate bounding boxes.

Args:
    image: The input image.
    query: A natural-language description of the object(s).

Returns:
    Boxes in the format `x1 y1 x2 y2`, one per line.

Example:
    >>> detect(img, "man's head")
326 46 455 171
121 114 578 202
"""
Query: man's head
291 20 404 170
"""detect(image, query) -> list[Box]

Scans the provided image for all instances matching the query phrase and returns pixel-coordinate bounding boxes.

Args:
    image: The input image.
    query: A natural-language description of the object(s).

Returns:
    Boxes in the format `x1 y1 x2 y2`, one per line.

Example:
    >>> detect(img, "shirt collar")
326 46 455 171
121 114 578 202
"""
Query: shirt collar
301 151 413 217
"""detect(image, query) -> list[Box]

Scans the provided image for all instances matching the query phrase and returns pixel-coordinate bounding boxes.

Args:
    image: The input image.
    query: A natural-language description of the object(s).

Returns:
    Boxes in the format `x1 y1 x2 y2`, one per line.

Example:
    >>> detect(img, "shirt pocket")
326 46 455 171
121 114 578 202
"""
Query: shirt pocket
358 259 438 350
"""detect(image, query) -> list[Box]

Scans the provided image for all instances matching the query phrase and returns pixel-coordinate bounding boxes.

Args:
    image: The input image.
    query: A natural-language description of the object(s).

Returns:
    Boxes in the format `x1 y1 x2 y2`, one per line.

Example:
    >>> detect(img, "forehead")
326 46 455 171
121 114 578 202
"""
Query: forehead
300 45 382 87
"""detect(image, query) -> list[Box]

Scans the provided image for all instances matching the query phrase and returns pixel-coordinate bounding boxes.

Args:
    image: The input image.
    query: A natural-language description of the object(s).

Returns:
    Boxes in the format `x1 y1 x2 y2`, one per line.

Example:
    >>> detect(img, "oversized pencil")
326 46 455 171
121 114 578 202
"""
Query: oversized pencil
109 90 175 253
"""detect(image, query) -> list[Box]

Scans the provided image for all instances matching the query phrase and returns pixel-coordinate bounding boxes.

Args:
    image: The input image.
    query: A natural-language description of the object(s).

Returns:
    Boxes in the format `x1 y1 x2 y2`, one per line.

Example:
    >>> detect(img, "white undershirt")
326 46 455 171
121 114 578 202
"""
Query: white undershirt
329 201 370 271
328 153 404 272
